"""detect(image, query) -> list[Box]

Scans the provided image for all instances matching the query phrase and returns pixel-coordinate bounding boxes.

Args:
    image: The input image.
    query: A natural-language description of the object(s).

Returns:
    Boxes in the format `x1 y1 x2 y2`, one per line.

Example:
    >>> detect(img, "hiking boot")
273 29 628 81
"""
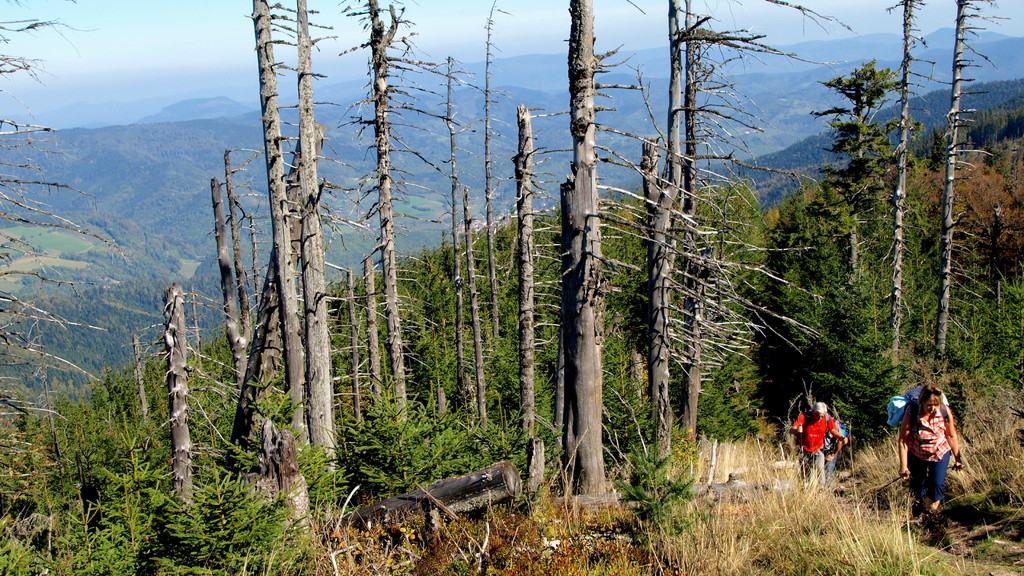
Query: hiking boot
910 500 924 518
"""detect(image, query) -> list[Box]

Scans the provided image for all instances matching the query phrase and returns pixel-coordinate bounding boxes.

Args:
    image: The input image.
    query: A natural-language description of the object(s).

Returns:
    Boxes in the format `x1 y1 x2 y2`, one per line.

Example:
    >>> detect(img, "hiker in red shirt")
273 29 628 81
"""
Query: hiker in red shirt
898 385 963 517
790 402 844 485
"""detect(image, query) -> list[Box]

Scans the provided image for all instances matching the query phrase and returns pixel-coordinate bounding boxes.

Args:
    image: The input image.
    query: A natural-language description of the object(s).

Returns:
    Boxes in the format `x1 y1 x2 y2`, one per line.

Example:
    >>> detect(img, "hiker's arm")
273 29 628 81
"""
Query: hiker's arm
946 410 963 470
897 413 911 478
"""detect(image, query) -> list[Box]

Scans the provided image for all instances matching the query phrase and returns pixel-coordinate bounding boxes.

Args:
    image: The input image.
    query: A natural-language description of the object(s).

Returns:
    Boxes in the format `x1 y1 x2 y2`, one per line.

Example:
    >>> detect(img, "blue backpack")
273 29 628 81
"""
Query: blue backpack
886 387 949 427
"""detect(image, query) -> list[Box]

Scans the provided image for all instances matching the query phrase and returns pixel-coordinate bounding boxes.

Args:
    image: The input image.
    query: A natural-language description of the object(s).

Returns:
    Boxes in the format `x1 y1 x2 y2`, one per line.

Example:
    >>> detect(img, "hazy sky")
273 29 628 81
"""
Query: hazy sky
2 0 1021 113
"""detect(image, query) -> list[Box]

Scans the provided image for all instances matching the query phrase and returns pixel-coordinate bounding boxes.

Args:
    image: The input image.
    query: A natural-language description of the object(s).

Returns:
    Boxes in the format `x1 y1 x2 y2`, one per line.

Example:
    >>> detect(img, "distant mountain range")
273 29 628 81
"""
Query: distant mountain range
4 27 1024 386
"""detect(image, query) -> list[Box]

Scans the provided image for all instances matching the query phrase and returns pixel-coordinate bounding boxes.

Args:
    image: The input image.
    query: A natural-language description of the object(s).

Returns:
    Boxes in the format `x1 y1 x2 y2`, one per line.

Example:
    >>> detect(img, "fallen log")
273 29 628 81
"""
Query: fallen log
343 461 522 527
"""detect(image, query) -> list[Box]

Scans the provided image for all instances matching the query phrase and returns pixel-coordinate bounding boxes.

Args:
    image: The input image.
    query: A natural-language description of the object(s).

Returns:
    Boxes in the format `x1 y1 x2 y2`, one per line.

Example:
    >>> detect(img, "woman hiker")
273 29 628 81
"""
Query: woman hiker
897 384 964 517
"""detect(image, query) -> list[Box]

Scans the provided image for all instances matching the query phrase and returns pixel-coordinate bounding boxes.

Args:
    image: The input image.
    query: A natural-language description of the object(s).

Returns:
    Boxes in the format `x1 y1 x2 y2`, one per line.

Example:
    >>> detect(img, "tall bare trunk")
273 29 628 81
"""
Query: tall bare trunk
678 0 703 437
253 0 306 438
446 58 468 409
892 0 919 365
563 0 606 495
368 0 407 408
232 247 282 450
515 105 536 436
936 0 969 356
224 151 253 340
644 142 672 459
297 0 334 455
464 186 488 427
212 177 248 391
363 256 383 400
133 334 148 421
484 2 501 341
164 283 193 502
347 270 362 421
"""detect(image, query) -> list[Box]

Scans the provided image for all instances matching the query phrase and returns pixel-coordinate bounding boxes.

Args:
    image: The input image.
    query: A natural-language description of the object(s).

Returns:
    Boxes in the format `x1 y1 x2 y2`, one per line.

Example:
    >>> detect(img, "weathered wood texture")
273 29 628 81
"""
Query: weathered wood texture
343 461 522 527
164 283 193 501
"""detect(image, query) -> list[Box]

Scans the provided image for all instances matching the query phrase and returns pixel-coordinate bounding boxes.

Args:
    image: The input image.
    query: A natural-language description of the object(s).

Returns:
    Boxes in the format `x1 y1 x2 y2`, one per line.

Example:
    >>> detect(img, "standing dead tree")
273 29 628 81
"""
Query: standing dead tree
890 0 923 365
296 0 335 456
562 0 607 496
444 57 470 411
463 185 488 428
935 0 991 357
252 0 307 439
164 283 193 502
361 0 410 409
483 0 505 342
212 177 248 392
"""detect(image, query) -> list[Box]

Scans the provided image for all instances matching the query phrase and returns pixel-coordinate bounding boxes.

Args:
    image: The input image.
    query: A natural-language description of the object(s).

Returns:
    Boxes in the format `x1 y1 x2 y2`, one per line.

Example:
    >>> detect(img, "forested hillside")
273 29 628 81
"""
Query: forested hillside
3 1 1024 575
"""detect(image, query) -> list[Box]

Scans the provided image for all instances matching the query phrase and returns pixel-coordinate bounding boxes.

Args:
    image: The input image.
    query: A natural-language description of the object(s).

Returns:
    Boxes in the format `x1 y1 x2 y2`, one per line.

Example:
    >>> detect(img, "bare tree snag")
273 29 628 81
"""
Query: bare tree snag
562 0 607 495
891 0 920 364
231 249 283 451
527 436 545 495
644 142 673 459
164 283 193 502
515 105 536 437
363 256 383 401
678 0 704 438
133 334 148 422
463 185 488 427
297 0 334 456
253 0 306 439
347 269 362 421
367 0 409 409
484 1 502 342
343 461 521 527
936 0 973 357
445 58 469 410
212 177 247 392
255 418 310 526
224 150 253 340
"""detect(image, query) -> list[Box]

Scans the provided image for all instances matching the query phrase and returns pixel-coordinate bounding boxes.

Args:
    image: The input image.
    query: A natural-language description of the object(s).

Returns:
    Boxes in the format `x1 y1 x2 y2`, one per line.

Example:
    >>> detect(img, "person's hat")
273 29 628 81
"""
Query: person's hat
813 402 828 415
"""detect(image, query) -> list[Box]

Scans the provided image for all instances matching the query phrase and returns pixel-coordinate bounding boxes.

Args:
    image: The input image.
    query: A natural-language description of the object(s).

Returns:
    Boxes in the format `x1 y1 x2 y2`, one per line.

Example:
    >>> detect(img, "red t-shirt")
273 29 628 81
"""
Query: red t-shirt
793 412 836 453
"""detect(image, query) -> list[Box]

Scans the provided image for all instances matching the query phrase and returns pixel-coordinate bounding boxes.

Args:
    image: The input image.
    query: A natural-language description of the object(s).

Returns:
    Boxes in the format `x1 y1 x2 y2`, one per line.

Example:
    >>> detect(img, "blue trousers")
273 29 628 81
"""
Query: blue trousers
908 450 951 503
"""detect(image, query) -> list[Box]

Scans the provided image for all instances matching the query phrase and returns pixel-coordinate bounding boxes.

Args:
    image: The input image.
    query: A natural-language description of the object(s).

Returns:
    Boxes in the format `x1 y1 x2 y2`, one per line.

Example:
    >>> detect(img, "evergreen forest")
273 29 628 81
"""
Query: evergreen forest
2 1 1023 574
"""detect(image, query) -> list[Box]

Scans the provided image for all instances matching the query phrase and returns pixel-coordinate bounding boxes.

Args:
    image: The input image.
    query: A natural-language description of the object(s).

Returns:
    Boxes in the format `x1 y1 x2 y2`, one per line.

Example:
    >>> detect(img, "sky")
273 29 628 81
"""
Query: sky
2 0 1022 116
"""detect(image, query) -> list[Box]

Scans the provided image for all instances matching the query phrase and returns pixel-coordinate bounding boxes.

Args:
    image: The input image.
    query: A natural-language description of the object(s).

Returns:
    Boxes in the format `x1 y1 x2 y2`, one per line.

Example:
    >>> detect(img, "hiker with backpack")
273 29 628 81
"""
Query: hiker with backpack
897 384 964 517
823 420 849 485
790 402 845 485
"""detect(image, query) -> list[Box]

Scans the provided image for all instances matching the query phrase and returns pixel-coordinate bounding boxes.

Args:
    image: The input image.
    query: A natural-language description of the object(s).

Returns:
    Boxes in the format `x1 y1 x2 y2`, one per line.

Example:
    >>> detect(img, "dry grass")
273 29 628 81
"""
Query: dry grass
292 393 1024 575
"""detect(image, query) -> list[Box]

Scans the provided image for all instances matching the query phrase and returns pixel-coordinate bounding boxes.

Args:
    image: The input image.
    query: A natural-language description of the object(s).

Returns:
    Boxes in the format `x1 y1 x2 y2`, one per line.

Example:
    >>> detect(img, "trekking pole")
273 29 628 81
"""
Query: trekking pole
874 475 904 493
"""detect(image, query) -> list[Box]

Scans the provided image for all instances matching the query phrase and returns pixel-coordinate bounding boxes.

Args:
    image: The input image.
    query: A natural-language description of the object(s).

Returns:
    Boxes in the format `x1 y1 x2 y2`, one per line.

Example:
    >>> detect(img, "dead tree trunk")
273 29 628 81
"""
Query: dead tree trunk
253 0 306 438
935 0 971 357
562 0 607 495
297 1 334 455
464 186 488 428
484 2 501 342
347 269 362 421
515 105 544 493
231 247 282 450
644 142 672 459
133 334 148 422
212 177 248 391
363 256 383 400
514 105 536 437
368 0 408 409
445 58 469 410
224 150 253 340
678 0 704 438
891 0 920 365
255 418 310 526
164 283 193 502
343 461 521 527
